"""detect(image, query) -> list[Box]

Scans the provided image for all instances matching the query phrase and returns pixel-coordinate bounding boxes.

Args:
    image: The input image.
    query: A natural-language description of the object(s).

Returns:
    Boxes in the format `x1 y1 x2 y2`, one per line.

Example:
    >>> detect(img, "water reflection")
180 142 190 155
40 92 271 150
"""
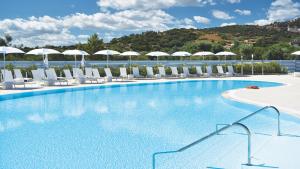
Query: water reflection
95 105 109 114
193 96 203 105
0 119 23 132
217 80 223 90
27 113 59 124
148 100 157 109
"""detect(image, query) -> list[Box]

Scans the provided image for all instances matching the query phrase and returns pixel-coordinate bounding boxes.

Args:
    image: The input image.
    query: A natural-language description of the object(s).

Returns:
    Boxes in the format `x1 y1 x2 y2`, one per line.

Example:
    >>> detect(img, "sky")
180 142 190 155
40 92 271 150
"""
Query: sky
0 0 299 47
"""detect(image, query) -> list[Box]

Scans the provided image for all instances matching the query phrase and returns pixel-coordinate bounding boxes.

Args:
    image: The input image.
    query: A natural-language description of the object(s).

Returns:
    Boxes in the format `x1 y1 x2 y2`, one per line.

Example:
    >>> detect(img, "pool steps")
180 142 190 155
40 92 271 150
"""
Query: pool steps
152 106 281 169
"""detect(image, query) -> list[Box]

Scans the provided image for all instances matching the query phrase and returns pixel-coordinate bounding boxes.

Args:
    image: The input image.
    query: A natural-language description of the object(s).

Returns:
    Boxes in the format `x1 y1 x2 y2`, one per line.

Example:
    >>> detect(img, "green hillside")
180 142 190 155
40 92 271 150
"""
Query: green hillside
107 17 300 60
1 18 300 61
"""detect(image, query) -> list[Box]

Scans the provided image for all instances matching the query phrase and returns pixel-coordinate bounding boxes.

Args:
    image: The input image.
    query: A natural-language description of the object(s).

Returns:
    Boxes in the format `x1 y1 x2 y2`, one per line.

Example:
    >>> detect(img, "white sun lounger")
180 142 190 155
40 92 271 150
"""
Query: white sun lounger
158 67 167 77
1 70 14 88
63 69 77 85
63 69 74 80
104 68 117 82
227 65 238 76
45 68 69 86
31 70 44 84
37 68 47 80
206 66 213 77
132 67 143 78
1 69 25 88
182 66 191 77
146 67 160 79
73 68 86 84
13 69 25 82
85 67 98 83
196 66 206 77
92 68 104 83
120 67 128 80
217 66 227 77
170 66 184 78
171 67 179 77
104 68 113 78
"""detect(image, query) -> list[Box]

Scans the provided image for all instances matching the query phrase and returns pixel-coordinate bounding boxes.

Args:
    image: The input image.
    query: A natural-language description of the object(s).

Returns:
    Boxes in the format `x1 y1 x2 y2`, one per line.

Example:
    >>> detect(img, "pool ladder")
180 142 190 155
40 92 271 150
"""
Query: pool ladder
152 106 281 169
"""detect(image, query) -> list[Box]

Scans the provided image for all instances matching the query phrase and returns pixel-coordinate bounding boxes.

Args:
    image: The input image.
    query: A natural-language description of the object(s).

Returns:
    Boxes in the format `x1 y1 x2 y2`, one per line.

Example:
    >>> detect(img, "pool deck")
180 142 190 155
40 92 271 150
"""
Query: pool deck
1 74 299 117
222 74 300 117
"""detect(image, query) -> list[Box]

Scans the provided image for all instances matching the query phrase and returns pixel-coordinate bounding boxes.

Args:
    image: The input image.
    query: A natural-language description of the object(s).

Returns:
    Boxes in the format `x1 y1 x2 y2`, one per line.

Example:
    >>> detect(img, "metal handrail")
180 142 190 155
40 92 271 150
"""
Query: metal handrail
215 123 230 135
215 106 281 136
235 106 281 136
152 106 281 169
152 122 252 169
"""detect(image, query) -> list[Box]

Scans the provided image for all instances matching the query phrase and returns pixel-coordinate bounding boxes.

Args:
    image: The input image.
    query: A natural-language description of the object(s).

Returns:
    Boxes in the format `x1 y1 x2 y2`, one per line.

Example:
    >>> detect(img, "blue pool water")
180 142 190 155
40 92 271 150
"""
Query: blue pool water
1 80 300 169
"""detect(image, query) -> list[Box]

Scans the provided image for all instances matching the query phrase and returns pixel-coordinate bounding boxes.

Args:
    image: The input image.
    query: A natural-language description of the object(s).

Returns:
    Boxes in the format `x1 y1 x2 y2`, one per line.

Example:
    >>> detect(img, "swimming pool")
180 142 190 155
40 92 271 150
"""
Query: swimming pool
1 80 300 169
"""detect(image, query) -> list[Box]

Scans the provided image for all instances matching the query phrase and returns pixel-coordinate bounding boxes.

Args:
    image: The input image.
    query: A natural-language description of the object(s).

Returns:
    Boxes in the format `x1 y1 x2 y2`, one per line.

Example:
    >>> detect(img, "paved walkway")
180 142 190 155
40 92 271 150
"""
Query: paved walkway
223 74 300 117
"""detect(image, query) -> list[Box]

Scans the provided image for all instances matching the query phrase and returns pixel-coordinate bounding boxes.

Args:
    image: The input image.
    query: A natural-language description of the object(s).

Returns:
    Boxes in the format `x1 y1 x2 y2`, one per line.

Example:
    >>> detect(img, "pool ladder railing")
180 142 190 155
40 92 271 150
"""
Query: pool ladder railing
152 106 281 169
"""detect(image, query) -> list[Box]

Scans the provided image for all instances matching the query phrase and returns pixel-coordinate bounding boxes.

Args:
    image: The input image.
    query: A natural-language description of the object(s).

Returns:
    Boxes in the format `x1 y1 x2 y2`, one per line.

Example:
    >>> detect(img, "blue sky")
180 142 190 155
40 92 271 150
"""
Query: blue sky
0 0 299 47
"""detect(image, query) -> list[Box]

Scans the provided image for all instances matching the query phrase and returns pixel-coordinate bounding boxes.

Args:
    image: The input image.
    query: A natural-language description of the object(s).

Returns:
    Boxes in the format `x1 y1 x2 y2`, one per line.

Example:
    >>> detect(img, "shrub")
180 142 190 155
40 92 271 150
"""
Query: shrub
235 62 287 74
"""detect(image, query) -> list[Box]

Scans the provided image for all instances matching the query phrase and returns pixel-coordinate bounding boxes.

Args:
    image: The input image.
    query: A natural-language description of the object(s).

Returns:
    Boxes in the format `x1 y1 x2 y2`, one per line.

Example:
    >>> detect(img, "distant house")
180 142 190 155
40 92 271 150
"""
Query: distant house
243 39 256 45
288 26 300 33
224 42 234 49
291 39 300 46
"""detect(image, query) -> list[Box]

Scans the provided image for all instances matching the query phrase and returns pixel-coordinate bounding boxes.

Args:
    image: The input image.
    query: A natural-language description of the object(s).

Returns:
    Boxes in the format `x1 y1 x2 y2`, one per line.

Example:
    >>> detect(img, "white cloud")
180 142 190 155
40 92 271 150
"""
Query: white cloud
97 0 216 10
0 9 195 47
267 0 300 21
235 9 251 16
193 16 210 24
252 0 300 26
63 10 175 31
220 22 237 27
174 18 196 29
212 10 234 20
227 0 240 4
0 16 87 47
251 19 271 26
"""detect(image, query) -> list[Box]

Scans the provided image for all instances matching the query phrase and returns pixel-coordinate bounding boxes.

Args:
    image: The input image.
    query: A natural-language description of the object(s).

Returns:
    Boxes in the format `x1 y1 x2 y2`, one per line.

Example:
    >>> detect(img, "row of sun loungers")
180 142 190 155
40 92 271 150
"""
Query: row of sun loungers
1 65 238 89
148 65 237 78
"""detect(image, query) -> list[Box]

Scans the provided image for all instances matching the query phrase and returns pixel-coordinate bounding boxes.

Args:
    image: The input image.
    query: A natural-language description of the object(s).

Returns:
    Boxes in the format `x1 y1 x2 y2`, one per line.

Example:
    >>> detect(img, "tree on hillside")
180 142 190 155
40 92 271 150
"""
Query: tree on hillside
253 47 265 60
239 44 253 60
265 47 284 60
211 44 224 54
0 34 12 46
85 34 105 54
181 41 213 53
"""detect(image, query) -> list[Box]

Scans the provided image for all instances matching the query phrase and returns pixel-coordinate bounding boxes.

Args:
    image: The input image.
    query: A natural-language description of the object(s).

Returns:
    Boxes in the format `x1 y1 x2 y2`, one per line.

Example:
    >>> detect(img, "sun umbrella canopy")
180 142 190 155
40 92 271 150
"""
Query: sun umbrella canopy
171 51 191 56
146 51 169 56
94 50 120 68
26 48 61 55
62 50 89 56
62 50 89 68
120 51 140 56
193 51 215 56
26 48 60 68
215 51 236 56
121 51 140 73
0 46 25 54
0 46 24 75
94 50 120 55
292 51 300 55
